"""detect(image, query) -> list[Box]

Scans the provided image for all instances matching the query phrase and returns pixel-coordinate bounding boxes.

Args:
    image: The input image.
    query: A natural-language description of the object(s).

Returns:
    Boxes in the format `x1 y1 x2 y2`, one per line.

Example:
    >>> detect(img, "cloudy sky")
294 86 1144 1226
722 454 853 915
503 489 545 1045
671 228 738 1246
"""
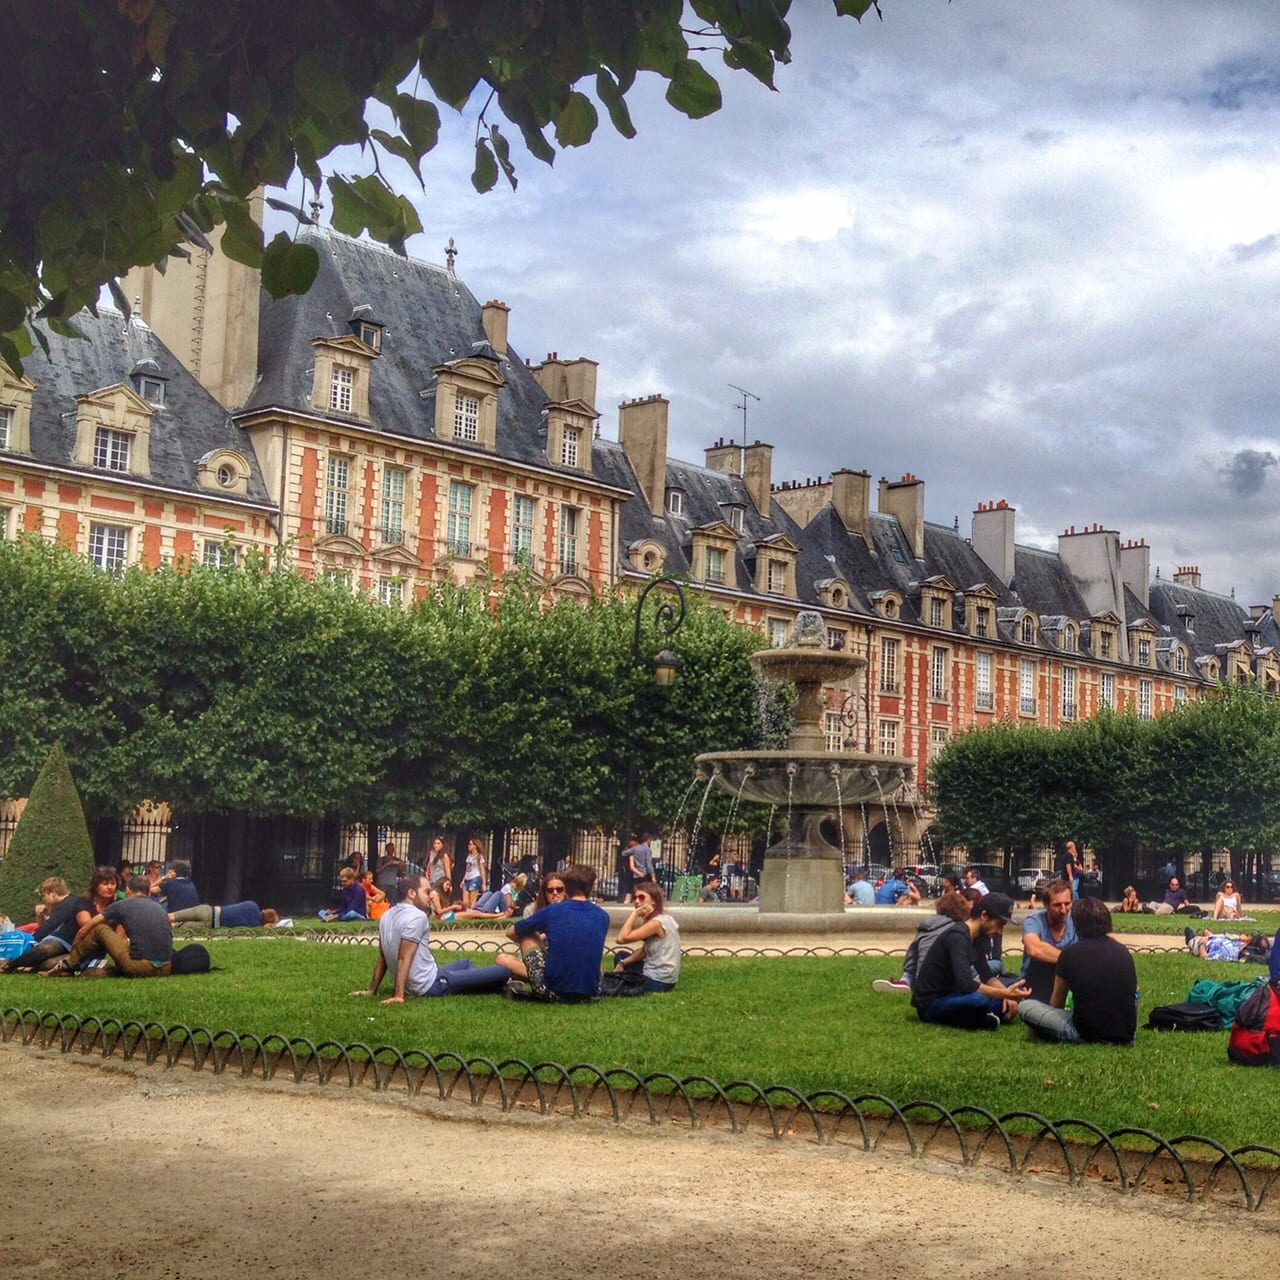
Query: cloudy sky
291 2 1280 607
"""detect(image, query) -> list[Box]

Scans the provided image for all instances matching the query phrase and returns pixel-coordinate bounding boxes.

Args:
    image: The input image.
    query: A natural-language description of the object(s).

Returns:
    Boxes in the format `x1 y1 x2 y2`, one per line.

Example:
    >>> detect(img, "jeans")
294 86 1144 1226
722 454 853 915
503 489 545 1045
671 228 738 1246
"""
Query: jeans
1017 999 1082 1042
917 990 1003 1029
65 922 172 978
425 957 510 996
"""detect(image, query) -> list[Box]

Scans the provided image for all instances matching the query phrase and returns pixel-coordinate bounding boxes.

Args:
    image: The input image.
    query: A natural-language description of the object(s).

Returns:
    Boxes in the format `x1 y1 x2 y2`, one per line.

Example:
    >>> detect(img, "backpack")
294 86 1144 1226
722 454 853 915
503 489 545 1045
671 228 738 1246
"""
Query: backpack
170 943 211 975
1227 982 1280 1066
1144 1001 1223 1032
1187 977 1264 1025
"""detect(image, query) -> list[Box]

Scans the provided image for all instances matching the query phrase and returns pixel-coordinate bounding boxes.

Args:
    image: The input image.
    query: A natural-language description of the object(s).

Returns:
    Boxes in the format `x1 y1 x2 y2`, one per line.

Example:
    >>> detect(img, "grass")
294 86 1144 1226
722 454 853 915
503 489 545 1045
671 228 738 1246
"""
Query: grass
3 936 1277 1152
1111 909 1280 937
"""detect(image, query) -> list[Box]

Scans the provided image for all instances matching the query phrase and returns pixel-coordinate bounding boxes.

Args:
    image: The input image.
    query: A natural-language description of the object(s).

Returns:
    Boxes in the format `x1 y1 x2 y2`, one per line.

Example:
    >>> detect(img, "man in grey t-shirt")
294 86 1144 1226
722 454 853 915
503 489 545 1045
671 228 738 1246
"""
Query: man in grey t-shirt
45 876 174 978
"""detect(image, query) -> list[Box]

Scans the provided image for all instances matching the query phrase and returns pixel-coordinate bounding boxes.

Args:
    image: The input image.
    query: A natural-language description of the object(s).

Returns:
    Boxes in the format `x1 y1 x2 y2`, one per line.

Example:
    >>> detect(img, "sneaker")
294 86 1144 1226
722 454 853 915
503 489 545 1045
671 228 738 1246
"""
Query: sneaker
872 978 910 994
984 1011 1002 1031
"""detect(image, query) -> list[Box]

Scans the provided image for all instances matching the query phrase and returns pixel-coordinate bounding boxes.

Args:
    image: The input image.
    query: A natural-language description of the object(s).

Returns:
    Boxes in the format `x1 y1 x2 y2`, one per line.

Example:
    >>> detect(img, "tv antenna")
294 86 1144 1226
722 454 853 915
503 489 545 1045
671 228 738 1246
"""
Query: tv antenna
729 384 760 435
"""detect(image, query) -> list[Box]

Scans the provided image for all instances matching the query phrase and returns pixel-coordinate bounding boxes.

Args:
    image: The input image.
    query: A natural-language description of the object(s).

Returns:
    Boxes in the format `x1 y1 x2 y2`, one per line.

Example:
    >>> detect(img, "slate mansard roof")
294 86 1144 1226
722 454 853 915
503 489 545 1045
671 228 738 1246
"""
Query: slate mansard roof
13 310 272 506
247 227 623 491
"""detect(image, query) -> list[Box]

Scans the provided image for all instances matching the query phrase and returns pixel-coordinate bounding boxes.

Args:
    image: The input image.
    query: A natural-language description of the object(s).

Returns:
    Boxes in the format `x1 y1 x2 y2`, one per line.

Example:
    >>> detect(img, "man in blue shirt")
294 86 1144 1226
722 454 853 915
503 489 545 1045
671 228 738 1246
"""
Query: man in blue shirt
875 871 921 906
847 868 876 906
1020 879 1077 1002
508 863 609 1001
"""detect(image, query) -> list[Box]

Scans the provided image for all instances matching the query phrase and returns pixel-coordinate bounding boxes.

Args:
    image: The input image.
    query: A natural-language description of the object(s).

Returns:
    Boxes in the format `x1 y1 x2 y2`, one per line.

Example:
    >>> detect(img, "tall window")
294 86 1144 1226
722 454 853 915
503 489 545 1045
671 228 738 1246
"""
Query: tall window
455 393 480 441
767 559 785 594
727 505 744 533
0 507 9 539
331 365 354 413
1139 679 1153 720
1100 672 1115 708
447 482 473 556
1061 666 1077 719
1174 684 1188 705
558 505 579 575
0 406 10 449
667 488 684 515
88 523 128 571
974 605 990 638
1019 659 1036 715
1175 647 1188 674
878 718 900 757
767 618 788 648
1099 630 1112 659
562 427 580 468
879 637 900 693
378 577 404 607
202 541 237 568
381 467 405 544
929 597 945 628
1020 615 1036 644
93 426 131 472
824 712 844 753
511 494 535 563
1137 637 1151 667
705 546 725 584
975 652 993 710
1062 626 1077 652
929 646 949 700
930 724 949 755
827 628 846 651
325 455 349 536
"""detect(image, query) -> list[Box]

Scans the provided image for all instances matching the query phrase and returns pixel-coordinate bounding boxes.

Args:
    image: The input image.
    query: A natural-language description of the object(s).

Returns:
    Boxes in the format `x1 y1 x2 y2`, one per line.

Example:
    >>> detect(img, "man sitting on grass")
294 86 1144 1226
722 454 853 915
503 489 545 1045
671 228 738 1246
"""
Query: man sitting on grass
1017 897 1137 1044
351 874 509 1003
874 870 921 906
505 862 609 1002
0 878 93 973
1020 879 1077 1002
909 892 1029 1030
41 876 174 978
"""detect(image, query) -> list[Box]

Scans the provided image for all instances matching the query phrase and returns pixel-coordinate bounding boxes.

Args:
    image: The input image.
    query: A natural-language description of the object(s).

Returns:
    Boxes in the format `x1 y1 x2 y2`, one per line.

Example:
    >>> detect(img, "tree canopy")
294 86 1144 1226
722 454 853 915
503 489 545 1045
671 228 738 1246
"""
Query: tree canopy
1 0 879 374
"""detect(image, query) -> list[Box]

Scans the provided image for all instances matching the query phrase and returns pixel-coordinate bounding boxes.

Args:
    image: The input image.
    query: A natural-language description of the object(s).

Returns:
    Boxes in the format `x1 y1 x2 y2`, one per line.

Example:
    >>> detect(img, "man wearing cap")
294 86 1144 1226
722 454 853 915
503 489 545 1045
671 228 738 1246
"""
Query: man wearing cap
1019 879 1077 1002
910 892 1029 1030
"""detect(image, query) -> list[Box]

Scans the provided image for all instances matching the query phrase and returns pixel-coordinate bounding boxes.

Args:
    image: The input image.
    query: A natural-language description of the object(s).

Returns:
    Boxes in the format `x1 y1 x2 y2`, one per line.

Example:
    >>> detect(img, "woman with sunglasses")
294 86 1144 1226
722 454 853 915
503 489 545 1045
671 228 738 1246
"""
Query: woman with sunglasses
613 880 681 993
496 874 566 980
1213 878 1245 921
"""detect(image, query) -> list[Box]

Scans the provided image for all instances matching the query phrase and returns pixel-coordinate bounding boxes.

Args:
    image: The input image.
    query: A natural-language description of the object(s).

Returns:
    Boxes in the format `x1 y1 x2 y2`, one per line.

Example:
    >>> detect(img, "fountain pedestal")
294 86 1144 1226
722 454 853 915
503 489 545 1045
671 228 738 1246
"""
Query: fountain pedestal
758 814 846 913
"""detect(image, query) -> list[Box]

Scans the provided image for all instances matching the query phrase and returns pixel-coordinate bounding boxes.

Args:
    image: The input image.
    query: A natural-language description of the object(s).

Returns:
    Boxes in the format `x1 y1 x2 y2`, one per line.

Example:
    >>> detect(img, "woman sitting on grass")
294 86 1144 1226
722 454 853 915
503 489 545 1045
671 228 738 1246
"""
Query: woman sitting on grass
1117 885 1141 913
319 867 369 922
611 880 682 993
1212 880 1246 921
358 870 386 907
435 874 527 921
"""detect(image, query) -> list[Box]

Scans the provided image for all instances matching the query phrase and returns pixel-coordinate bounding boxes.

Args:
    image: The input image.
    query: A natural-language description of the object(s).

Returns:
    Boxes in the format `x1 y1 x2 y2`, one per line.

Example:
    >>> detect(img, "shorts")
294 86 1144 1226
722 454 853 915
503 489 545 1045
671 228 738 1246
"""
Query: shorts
463 876 483 892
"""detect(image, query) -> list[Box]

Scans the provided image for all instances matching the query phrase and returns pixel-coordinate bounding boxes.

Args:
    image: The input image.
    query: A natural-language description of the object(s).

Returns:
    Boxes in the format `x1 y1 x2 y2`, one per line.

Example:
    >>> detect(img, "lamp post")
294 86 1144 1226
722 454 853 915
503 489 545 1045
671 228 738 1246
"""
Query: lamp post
620 575 687 890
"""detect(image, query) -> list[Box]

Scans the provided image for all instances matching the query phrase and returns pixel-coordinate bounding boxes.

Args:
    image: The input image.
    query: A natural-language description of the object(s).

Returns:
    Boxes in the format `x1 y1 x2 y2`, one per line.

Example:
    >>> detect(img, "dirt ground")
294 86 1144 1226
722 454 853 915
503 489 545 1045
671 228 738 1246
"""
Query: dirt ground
1 1043 1275 1280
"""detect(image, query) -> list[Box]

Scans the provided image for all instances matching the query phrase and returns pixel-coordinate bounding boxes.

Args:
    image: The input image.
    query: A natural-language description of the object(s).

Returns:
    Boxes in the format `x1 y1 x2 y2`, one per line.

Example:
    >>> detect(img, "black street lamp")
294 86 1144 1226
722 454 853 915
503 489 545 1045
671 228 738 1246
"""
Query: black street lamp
620 575 687 884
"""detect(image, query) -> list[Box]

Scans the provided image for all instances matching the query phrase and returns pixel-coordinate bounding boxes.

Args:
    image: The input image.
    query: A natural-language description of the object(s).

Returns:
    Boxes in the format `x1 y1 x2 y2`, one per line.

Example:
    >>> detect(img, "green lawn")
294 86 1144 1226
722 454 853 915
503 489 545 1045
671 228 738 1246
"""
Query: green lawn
3 937 1276 1151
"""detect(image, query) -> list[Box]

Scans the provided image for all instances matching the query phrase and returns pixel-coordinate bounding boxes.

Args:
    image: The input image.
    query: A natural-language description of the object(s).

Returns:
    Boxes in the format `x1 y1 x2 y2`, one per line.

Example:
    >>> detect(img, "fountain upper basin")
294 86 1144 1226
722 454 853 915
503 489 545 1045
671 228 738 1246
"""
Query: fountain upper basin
695 750 914 808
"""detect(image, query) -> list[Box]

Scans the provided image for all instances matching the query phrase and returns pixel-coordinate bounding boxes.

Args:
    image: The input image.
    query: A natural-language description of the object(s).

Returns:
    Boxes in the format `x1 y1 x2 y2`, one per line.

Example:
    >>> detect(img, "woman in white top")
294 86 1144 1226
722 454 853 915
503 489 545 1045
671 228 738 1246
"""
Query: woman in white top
1213 880 1244 920
615 880 682 993
461 838 487 907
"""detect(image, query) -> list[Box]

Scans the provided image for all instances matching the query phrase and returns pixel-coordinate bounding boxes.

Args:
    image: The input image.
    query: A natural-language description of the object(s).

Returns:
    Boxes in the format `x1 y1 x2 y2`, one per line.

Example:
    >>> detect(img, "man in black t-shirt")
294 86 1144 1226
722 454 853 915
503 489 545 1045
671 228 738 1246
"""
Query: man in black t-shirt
43 877 174 978
1017 896 1137 1044
0 878 92 973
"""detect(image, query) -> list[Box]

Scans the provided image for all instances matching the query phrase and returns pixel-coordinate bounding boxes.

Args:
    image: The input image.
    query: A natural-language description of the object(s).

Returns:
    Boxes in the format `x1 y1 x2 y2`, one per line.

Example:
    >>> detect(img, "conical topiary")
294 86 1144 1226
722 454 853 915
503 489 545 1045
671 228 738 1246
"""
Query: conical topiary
0 743 96 925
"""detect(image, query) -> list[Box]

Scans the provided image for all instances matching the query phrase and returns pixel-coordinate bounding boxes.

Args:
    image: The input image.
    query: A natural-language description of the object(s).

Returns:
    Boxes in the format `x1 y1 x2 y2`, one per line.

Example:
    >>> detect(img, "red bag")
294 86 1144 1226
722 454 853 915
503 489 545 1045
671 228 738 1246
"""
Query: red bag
1227 981 1280 1066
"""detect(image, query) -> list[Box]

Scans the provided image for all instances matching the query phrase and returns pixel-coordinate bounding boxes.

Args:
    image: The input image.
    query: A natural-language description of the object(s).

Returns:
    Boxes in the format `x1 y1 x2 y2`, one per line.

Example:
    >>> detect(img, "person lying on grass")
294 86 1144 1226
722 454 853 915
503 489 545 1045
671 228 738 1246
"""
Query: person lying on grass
1017 896 1137 1044
435 874 528 921
350 874 509 1003
909 892 1029 1031
1183 927 1271 964
169 901 280 929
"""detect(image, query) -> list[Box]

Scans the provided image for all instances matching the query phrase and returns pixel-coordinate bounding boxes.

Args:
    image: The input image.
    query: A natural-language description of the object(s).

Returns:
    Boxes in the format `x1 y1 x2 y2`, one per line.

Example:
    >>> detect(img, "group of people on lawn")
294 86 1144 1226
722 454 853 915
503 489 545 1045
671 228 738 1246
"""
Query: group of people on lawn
351 862 681 1003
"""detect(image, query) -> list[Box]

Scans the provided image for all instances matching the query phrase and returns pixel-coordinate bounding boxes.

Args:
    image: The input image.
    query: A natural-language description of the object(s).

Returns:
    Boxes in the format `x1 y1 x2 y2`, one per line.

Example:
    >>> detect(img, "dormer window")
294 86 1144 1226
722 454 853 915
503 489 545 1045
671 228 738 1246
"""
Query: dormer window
561 426 581 468
975 606 990 638
726 505 745 534
130 359 166 405
1137 637 1151 667
1175 647 1188 675
455 393 480 442
706 546 725 584
929 597 945 628
1020 615 1036 645
1062 625 1077 653
667 489 685 516
331 366 354 414
359 322 382 351
0 405 9 450
93 427 132 472
1099 630 1112 659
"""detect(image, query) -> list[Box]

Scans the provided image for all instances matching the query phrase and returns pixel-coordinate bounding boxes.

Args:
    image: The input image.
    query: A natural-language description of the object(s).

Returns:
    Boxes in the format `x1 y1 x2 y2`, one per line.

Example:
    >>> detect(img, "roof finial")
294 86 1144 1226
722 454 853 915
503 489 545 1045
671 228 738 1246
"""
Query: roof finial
309 195 322 224
445 237 458 276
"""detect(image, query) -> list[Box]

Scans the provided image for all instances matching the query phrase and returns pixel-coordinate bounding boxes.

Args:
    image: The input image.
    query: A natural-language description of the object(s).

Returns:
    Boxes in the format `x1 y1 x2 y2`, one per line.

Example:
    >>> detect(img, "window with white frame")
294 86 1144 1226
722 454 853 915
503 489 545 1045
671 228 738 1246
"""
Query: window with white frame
381 467 405 543
974 605 991 638
827 627 847 651
1061 666 1077 719
880 637 900 693
1099 630 1112 659
1020 615 1036 644
929 646 949 700
0 506 10 539
88 523 128 571
767 559 785 594
705 546 725 584
511 494 535 563
1137 636 1151 667
825 712 844 753
666 488 684 516
929 597 945 628
558 505 579 575
726 505 744 533
562 426 581 469
202 541 237 568
447 482 473 556
767 618 788 648
325 455 350 536
976 652 993 710
1174 684 1188 704
1019 658 1037 715
1100 672 1115 708
378 577 404 607
93 426 131 472
331 365 354 414
324 567 352 589
1175 647 1188 675
1139 678 1153 720
878 718 900 757
930 724 949 755
1062 626 1077 652
137 376 165 404
455 393 480 442
0 406 10 450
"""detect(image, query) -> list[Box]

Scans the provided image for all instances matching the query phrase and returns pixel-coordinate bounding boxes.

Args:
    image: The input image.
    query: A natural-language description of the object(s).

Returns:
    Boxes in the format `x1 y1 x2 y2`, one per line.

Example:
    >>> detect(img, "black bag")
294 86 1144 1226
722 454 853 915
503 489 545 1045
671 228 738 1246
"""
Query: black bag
599 967 646 998
1145 1000 1222 1031
170 943 211 975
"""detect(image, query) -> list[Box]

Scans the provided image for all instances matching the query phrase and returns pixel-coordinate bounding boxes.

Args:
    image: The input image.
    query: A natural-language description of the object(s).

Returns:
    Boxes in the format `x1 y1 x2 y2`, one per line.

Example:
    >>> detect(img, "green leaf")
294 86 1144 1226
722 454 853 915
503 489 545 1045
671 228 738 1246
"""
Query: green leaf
737 0 791 54
723 36 777 89
665 59 723 120
218 197 265 268
595 70 637 139
261 233 319 299
371 128 424 182
393 94 441 159
490 126 518 190
471 139 499 194
554 91 599 147
833 0 881 18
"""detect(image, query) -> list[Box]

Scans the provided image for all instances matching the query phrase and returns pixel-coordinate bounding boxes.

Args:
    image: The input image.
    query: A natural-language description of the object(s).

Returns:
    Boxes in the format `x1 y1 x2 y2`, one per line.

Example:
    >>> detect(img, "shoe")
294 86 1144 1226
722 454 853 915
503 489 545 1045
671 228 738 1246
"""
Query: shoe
872 978 910 994
983 1011 1002 1031
1184 926 1195 950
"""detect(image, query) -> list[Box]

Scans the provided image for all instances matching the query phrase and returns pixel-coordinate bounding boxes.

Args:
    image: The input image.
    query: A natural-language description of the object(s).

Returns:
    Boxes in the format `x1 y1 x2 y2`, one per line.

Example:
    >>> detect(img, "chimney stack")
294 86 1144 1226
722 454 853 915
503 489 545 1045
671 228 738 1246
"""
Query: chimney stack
480 300 509 357
618 395 670 518
704 437 743 476
1173 565 1202 589
879 473 925 559
1120 537 1151 609
971 498 1016 587
743 440 773 516
831 469 873 550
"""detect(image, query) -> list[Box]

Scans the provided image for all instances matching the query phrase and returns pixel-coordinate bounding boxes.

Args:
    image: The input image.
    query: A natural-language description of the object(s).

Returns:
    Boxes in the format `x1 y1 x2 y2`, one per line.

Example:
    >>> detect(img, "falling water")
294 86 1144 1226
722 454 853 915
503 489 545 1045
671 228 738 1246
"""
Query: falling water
668 771 704 835
784 763 797 856
859 801 870 865
871 767 896 863
887 769 908 862
831 764 846 863
686 768 719 863
723 764 754 836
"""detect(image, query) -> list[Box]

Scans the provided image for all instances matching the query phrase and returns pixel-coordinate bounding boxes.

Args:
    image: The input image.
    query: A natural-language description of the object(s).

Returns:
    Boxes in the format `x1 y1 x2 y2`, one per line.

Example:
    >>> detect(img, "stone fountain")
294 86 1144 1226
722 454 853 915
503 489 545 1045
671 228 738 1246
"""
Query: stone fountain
695 611 914 914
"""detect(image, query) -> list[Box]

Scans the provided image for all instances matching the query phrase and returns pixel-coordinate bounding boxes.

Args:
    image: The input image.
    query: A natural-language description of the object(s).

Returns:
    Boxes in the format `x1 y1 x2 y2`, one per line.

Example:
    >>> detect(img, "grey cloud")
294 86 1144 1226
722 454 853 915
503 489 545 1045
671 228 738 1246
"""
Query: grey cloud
1022 129 1065 147
1230 234 1280 263
920 133 965 148
1220 449 1278 497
